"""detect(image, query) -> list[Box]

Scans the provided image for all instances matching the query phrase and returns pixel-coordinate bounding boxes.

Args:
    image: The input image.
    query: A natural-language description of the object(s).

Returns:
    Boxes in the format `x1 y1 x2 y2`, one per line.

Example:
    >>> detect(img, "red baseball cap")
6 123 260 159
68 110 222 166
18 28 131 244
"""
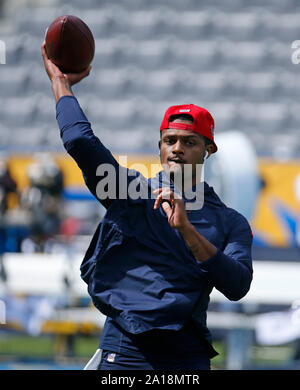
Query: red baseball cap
160 104 218 153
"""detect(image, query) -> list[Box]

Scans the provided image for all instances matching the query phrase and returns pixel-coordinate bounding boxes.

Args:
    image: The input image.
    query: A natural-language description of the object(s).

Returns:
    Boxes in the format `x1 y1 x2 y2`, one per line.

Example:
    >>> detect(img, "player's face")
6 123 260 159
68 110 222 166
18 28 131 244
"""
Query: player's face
159 119 206 186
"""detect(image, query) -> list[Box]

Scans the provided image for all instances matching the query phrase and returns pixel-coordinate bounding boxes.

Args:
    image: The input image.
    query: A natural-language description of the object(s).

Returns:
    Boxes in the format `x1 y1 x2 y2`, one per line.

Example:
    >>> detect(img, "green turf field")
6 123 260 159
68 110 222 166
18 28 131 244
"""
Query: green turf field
0 334 298 370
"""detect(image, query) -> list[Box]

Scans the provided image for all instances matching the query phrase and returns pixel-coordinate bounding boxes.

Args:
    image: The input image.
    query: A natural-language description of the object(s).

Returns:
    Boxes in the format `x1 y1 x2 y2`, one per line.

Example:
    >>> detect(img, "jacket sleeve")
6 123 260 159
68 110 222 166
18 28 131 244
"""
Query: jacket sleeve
199 211 253 301
56 95 129 209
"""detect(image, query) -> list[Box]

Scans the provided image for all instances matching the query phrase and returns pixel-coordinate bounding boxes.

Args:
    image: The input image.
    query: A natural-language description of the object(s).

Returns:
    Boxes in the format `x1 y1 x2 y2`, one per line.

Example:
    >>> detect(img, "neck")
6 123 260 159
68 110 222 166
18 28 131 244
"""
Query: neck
169 173 198 193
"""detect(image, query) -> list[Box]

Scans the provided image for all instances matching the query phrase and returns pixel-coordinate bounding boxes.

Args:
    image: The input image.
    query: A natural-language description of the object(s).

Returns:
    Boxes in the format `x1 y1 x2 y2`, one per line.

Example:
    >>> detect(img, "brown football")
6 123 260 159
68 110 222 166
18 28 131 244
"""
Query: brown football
45 15 95 73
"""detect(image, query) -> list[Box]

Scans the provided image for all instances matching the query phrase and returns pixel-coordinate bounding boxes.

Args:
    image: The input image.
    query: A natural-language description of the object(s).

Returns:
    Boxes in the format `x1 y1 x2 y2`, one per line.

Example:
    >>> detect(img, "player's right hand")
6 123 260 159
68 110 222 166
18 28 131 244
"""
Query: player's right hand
153 187 190 233
41 41 91 86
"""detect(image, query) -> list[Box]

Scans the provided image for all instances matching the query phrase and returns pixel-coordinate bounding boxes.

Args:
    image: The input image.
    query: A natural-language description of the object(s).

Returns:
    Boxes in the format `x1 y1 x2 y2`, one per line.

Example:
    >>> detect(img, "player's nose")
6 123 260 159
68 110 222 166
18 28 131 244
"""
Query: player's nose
172 140 184 154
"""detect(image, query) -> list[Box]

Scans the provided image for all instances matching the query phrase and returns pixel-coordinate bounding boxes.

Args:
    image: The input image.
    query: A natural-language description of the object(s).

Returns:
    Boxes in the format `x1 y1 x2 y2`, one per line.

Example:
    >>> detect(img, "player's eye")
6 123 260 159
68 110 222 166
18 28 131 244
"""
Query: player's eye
185 140 195 146
164 138 176 144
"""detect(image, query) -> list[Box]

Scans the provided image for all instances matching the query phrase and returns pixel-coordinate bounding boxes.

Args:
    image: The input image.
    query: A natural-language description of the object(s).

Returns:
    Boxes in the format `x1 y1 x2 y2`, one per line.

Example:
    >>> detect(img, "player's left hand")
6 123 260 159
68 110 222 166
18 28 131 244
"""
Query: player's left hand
153 187 191 232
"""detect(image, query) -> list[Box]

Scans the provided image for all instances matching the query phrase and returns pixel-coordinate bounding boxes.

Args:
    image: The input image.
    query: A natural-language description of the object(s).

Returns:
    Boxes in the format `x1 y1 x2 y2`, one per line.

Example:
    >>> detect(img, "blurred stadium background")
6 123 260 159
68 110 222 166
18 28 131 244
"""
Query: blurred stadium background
0 0 300 370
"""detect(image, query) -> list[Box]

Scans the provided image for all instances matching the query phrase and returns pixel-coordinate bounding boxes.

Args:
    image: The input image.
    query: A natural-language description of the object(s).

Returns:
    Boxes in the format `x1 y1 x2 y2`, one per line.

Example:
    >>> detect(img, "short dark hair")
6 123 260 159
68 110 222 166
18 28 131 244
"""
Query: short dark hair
161 113 213 146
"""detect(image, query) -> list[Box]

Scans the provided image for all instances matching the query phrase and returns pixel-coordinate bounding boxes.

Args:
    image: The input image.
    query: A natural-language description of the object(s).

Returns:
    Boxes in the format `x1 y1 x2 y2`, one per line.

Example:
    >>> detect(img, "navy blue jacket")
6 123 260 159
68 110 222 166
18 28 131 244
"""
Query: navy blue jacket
56 96 253 353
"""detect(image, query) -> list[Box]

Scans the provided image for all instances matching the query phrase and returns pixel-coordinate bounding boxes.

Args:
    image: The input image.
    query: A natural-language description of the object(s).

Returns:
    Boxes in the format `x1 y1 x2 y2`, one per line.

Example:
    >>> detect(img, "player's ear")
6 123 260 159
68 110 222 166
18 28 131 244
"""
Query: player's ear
205 145 214 159
158 140 161 150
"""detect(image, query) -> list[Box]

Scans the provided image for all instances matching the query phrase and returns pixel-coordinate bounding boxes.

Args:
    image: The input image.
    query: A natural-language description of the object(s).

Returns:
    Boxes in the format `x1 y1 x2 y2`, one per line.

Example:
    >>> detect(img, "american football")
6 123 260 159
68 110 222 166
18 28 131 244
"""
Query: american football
45 15 95 73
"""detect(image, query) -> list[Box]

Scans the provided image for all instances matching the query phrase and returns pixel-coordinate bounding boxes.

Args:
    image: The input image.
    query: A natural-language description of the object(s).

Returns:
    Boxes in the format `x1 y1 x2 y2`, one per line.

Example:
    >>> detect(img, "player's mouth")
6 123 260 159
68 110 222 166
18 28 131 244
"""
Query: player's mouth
168 158 186 164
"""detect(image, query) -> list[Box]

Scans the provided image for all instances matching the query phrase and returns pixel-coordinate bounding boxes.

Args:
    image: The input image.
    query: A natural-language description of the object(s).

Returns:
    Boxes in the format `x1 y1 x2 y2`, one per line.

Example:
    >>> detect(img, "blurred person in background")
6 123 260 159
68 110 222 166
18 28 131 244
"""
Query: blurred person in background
21 153 64 253
0 157 18 217
41 42 253 370
0 156 19 257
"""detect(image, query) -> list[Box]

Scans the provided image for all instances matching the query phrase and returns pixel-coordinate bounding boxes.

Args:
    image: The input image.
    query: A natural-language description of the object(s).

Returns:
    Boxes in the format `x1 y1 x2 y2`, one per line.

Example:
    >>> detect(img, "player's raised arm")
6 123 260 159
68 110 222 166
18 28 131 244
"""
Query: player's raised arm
41 41 123 209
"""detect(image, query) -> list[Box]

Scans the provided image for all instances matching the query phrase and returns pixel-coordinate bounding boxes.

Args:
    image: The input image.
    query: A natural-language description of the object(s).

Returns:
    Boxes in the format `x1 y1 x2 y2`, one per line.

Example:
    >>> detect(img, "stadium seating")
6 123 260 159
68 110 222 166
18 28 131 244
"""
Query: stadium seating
0 0 300 156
